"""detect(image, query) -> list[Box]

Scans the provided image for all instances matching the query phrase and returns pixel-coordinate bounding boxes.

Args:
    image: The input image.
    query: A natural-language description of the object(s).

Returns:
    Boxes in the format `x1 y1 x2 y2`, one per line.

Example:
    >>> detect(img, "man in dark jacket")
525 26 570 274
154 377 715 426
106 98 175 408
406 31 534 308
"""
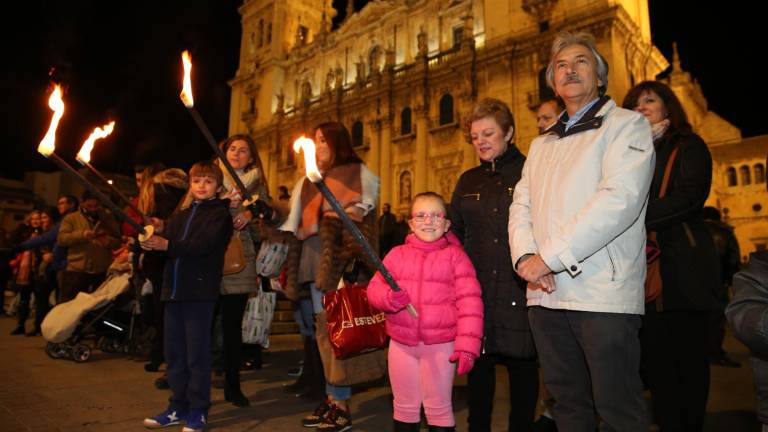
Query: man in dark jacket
378 203 397 257
702 206 741 367
726 251 768 429
140 161 233 432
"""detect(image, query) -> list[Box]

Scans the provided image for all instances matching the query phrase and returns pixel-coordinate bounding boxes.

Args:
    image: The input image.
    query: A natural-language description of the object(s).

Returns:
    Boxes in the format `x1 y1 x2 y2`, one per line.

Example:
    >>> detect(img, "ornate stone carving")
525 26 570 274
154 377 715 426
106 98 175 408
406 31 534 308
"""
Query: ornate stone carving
521 0 558 23
399 170 413 205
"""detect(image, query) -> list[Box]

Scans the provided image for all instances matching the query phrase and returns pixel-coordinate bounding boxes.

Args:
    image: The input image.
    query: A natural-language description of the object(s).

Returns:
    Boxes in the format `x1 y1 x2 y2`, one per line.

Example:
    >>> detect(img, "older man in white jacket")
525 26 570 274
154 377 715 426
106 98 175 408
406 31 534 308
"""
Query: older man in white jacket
509 32 655 431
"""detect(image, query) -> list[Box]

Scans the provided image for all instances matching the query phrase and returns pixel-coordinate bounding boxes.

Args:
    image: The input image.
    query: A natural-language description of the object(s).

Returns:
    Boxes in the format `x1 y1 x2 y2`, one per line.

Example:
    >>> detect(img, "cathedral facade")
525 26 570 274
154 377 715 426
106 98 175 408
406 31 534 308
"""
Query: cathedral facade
228 0 766 257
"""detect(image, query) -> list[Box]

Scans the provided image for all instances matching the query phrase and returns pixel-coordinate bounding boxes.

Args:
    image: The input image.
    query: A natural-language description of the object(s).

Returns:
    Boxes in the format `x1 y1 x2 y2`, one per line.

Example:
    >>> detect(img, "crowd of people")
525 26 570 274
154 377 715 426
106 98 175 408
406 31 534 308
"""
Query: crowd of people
1 30 761 432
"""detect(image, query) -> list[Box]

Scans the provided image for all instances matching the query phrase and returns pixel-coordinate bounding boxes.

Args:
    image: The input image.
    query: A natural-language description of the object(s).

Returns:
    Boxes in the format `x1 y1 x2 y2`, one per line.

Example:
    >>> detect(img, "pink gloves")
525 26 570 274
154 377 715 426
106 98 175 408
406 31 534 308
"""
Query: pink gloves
449 351 476 375
389 290 412 311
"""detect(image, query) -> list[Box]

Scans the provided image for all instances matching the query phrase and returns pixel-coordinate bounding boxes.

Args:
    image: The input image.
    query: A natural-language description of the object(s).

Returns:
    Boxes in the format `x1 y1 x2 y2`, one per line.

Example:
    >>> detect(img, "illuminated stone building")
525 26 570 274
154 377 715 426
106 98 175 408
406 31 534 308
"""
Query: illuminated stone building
227 0 766 256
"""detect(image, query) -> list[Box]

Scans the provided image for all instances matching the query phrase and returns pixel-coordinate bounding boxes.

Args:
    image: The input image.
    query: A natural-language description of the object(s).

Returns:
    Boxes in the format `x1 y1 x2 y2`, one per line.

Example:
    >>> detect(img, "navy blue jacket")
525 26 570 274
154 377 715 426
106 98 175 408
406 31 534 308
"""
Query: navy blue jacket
161 197 233 302
19 222 67 272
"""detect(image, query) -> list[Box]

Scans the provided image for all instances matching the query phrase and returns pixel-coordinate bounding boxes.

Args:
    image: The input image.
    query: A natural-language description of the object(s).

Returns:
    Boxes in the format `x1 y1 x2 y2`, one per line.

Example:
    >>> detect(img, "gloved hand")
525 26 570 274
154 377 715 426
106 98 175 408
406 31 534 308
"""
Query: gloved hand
248 199 274 221
449 351 476 375
388 290 412 311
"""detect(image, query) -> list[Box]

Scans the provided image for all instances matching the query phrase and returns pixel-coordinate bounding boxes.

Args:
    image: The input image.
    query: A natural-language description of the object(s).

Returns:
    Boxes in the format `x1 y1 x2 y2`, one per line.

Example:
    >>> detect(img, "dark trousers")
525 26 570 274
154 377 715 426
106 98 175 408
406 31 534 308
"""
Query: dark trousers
165 301 216 412
220 293 249 393
16 283 33 325
642 309 710 432
467 354 539 432
19 277 53 330
58 271 105 303
529 306 648 432
149 283 165 366
709 310 727 359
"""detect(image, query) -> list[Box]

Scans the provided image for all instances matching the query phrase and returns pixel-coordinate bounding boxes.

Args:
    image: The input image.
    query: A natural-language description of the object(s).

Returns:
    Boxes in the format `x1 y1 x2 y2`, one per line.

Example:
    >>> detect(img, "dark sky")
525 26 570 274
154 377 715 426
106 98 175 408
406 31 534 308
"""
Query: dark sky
1 1 763 180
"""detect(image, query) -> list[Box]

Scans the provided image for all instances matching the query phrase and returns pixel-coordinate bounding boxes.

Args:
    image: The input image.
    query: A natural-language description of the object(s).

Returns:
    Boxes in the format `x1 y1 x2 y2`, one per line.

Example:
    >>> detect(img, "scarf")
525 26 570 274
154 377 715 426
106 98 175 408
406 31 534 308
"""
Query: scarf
296 163 363 240
651 119 671 142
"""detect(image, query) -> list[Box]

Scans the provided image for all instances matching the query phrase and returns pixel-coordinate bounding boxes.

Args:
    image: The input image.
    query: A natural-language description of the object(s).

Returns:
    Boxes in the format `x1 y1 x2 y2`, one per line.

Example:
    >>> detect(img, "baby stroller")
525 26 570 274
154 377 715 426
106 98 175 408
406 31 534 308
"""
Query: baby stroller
41 260 142 362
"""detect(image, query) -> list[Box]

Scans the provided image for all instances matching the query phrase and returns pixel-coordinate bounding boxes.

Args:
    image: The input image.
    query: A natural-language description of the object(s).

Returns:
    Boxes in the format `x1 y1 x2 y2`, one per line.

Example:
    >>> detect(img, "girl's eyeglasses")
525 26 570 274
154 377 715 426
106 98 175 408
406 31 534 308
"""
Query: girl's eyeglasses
411 212 446 222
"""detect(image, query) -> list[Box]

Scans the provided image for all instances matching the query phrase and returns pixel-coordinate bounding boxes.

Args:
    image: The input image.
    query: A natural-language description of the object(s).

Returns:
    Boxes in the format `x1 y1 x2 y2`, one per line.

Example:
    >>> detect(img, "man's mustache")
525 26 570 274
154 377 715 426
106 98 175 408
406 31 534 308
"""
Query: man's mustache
563 74 581 84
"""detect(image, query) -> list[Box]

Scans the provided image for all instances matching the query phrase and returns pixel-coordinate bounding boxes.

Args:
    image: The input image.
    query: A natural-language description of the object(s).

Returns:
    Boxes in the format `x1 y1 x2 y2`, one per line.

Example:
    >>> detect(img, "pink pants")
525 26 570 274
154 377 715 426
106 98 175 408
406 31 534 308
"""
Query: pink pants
388 339 456 426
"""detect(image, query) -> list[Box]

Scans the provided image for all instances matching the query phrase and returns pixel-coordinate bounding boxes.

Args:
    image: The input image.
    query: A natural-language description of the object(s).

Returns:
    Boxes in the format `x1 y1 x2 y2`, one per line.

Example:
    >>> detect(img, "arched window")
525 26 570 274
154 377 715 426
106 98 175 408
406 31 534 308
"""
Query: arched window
401 107 412 135
352 121 364 148
755 163 766 184
439 94 454 125
539 67 555 102
726 167 737 187
258 19 264 47
741 165 752 185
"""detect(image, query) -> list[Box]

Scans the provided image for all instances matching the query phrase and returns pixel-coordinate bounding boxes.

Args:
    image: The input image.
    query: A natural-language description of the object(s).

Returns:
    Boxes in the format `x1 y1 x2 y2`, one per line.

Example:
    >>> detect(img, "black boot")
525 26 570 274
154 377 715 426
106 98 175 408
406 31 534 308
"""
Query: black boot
394 419 421 431
297 337 326 400
427 426 455 432
10 325 25 335
224 381 250 407
284 336 312 393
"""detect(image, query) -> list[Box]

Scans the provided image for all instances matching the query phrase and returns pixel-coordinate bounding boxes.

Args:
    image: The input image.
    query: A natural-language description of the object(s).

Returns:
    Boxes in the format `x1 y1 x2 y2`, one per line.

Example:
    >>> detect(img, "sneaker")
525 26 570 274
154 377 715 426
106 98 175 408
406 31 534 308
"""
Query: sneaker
317 404 352 432
143 408 185 429
302 399 333 427
182 410 207 432
154 375 169 389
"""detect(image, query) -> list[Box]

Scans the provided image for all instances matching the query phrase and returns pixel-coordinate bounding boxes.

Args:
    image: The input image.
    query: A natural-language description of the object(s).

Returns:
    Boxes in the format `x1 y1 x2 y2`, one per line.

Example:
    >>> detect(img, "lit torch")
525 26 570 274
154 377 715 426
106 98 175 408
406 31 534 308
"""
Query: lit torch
178 50 260 209
37 85 152 240
293 136 417 317
75 121 151 228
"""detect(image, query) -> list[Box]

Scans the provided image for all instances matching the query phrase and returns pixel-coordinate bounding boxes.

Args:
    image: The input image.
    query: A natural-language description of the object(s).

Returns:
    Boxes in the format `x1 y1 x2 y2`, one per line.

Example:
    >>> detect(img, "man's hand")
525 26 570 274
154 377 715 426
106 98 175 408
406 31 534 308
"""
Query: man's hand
528 273 556 293
140 235 169 251
516 254 552 283
82 229 97 240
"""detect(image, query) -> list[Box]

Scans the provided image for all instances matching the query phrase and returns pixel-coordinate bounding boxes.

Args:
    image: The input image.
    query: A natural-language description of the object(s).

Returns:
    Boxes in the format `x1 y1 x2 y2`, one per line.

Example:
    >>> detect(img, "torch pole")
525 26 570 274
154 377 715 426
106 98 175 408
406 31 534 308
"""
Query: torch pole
80 160 149 224
45 153 147 235
312 179 417 317
185 107 251 199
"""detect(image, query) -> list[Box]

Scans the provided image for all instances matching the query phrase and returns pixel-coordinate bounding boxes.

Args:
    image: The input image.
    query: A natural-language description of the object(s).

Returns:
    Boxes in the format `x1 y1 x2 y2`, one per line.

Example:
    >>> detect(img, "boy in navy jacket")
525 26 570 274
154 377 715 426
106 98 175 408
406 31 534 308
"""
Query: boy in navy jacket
141 161 233 432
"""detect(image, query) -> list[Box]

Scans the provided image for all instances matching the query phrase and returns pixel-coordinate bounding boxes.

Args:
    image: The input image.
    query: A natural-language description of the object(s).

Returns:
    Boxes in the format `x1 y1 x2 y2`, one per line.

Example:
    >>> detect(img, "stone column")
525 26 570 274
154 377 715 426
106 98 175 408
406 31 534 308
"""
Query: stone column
367 119 381 178
414 109 429 194
379 117 393 206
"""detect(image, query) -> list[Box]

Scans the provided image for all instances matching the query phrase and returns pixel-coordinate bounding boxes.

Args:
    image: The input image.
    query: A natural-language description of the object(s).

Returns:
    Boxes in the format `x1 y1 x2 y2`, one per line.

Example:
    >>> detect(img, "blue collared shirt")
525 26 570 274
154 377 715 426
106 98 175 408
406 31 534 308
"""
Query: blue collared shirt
565 97 600 131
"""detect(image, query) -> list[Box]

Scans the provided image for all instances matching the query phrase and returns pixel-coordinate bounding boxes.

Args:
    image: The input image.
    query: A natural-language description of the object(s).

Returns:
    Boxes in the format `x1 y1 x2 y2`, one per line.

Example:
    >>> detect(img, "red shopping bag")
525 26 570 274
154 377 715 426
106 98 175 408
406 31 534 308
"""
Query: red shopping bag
323 282 388 359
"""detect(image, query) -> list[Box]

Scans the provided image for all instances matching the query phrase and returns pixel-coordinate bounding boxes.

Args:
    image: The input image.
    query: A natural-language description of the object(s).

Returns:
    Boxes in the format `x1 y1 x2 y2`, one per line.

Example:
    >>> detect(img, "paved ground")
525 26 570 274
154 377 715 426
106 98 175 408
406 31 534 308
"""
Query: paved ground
0 314 761 431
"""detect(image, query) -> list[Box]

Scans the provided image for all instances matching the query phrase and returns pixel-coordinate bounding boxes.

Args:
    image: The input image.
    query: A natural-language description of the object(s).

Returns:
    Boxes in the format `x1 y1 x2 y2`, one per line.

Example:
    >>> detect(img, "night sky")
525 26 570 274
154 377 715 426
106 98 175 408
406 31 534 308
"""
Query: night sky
1 0 763 180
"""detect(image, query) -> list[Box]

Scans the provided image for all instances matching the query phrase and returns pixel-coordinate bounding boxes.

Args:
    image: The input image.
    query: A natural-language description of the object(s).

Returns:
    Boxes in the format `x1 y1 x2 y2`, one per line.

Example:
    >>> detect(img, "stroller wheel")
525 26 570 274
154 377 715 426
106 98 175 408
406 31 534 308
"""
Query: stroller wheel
71 344 91 362
46 342 67 359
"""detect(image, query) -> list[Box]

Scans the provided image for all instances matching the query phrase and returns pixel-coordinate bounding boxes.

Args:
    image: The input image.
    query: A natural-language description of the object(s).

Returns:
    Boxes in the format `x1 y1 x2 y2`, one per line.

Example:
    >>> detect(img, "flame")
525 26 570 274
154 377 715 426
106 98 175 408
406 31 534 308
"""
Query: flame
293 136 323 182
180 50 194 108
38 85 65 156
76 121 116 164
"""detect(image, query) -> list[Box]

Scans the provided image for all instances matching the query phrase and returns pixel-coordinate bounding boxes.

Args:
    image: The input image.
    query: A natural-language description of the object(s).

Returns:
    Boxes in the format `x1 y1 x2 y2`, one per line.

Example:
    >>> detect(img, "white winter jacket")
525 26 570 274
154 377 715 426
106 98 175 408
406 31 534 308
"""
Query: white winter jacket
508 97 655 314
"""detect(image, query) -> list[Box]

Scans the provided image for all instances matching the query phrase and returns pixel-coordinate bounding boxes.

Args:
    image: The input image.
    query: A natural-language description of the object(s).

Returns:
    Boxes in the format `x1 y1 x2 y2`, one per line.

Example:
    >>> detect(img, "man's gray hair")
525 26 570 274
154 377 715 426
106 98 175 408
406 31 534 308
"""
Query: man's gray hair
545 31 609 96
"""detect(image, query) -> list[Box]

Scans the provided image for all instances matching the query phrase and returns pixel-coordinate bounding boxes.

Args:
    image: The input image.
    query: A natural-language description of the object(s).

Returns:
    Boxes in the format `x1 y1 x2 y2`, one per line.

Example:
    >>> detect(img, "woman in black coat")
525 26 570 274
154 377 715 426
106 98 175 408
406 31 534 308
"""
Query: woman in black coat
450 98 538 432
624 81 720 432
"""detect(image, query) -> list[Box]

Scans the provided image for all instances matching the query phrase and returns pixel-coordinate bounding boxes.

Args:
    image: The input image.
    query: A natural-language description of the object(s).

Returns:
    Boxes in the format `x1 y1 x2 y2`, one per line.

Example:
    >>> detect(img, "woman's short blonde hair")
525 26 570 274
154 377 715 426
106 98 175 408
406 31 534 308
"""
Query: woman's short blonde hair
463 98 515 144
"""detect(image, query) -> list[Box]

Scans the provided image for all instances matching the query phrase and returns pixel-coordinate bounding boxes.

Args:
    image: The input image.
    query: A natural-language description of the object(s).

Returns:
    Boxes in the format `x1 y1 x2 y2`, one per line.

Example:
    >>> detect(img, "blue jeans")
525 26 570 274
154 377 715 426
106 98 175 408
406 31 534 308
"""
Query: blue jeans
326 383 352 401
295 297 315 338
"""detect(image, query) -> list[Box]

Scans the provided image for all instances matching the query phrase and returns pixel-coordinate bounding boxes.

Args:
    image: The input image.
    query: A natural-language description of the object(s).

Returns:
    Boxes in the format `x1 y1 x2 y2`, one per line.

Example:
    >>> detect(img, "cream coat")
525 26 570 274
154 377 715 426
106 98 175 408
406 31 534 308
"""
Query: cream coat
509 99 655 314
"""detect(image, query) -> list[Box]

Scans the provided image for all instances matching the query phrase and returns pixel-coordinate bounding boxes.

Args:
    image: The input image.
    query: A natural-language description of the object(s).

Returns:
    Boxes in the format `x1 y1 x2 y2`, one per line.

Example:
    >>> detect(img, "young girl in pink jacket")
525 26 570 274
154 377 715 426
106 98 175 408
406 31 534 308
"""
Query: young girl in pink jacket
368 192 484 432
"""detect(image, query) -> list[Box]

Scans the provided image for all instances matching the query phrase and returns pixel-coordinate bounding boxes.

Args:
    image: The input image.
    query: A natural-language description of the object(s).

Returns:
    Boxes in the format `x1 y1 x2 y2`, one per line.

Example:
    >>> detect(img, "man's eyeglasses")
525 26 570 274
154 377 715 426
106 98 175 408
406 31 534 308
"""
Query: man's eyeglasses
411 212 446 222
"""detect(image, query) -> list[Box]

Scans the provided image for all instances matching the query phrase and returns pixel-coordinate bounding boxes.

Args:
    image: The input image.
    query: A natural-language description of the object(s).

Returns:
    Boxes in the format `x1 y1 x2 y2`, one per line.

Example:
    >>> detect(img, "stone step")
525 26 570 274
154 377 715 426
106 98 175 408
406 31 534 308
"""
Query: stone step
270 321 299 335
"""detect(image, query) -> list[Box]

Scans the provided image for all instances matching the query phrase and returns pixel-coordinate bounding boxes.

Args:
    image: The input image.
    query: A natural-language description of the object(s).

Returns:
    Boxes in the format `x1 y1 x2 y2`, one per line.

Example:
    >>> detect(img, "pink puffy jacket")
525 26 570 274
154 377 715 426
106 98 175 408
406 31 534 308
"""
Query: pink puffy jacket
367 231 484 356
